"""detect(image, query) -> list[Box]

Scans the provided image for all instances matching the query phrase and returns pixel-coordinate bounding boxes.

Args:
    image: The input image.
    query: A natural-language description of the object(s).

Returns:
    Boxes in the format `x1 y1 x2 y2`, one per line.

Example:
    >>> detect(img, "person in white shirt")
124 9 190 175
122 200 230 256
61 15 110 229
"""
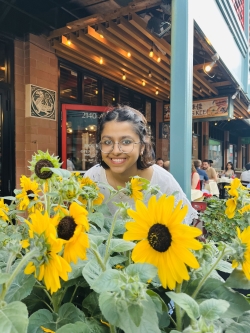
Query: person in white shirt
240 162 250 186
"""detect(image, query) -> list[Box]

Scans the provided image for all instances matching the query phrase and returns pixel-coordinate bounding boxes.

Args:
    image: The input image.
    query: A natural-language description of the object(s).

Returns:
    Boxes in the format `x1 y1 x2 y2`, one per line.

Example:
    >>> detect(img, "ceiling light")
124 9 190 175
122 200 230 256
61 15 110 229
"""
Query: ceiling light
122 72 126 80
99 57 103 64
66 37 71 46
228 118 231 121
66 25 72 29
157 56 161 63
149 47 154 58
155 88 159 95
127 51 131 57
112 97 115 101
203 53 219 77
199 87 203 93
148 70 152 78
142 80 146 86
232 88 240 100
95 89 98 95
99 34 104 38
163 78 167 84
0 67 5 71
214 122 217 126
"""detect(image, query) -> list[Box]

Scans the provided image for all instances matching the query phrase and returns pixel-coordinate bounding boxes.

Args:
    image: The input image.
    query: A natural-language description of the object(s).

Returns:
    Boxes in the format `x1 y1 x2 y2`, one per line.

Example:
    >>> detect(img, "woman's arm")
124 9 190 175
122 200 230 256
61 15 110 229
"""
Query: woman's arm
191 172 200 189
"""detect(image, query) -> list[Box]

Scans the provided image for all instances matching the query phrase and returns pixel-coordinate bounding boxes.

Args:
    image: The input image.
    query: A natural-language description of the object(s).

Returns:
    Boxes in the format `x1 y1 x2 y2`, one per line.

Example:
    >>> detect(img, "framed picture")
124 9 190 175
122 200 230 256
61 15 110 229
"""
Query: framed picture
163 104 170 122
159 122 170 139
25 84 56 120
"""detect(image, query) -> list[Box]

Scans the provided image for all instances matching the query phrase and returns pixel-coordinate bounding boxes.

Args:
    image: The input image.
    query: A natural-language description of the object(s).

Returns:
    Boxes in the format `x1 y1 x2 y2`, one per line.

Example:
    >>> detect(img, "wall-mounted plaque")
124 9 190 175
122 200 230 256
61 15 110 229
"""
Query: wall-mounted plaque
25 84 56 120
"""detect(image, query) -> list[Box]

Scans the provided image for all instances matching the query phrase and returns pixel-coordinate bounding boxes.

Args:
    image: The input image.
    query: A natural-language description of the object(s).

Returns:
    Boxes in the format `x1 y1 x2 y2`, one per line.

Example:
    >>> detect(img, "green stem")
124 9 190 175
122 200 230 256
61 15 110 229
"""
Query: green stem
105 189 124 204
47 181 51 215
104 209 120 265
175 282 183 332
109 324 117 333
69 285 79 303
0 248 39 301
35 281 53 305
51 292 60 313
5 252 16 273
192 246 226 299
92 249 106 272
41 300 54 312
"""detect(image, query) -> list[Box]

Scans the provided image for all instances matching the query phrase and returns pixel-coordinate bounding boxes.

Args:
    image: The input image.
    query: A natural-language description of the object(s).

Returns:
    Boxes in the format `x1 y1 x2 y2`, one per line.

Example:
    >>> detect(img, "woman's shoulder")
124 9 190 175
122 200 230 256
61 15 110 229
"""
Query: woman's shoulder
152 164 173 181
84 164 103 181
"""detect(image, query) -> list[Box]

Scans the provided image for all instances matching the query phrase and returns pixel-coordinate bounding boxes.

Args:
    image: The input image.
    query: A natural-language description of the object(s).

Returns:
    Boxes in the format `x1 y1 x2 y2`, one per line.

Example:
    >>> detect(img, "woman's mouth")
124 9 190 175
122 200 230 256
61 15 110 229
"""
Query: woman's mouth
110 158 126 164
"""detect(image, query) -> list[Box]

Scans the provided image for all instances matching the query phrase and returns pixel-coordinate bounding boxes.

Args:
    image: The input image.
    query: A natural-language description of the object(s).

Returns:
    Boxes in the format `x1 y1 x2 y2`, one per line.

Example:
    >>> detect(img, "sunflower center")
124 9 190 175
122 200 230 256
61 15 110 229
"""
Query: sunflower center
148 223 172 252
26 190 35 200
35 159 54 179
57 216 76 240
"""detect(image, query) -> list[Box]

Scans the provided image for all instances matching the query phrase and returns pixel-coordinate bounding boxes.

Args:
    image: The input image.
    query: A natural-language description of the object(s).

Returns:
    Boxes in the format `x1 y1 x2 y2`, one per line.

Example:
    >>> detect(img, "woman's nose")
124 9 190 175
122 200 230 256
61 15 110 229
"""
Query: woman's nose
112 142 122 154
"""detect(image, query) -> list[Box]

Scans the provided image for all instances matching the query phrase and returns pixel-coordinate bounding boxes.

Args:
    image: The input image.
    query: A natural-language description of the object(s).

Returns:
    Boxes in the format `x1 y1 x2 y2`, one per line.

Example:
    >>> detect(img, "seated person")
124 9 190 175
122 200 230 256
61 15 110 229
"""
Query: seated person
202 159 217 182
193 159 209 185
191 161 200 190
221 162 235 178
241 162 250 186
67 156 75 171
156 157 164 167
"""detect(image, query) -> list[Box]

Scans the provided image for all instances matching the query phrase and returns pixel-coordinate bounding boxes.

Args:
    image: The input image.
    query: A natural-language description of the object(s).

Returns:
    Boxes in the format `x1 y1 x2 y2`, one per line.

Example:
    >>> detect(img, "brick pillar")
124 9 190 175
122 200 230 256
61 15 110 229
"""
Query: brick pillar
14 34 58 186
156 101 170 161
237 137 242 169
201 122 209 160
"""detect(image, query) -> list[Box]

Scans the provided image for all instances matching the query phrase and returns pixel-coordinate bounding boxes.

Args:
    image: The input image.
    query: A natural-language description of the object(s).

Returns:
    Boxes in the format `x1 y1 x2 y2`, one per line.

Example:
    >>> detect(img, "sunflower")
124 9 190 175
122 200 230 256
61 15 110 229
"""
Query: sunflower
78 176 104 207
231 227 250 280
239 203 250 215
129 178 144 201
41 327 55 333
225 178 244 198
123 195 202 290
23 210 71 294
225 197 237 219
54 202 89 264
16 175 42 212
29 150 61 182
0 198 9 222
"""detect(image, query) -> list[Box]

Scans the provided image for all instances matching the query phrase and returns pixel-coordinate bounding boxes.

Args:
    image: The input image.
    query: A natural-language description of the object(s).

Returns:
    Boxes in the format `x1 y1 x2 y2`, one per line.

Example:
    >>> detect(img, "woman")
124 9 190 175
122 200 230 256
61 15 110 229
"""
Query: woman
222 162 235 177
191 161 200 190
84 106 197 224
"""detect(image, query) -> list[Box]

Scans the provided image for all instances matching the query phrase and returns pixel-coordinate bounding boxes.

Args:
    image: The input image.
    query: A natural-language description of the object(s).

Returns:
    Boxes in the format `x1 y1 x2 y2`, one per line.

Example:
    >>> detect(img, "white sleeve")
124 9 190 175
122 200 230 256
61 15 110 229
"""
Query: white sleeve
84 165 102 182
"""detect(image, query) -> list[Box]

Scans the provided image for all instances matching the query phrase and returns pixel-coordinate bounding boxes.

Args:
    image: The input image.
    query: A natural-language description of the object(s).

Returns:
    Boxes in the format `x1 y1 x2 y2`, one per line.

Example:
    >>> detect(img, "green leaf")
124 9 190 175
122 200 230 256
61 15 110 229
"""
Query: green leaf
56 322 89 333
0 272 11 284
125 263 158 283
225 269 250 290
88 212 105 229
146 290 170 329
216 260 233 273
88 234 105 247
199 298 229 320
82 259 103 288
42 167 71 178
196 278 250 318
92 269 122 293
58 303 85 327
99 292 161 333
128 303 143 327
166 292 200 320
0 301 28 333
109 239 135 253
5 271 36 302
28 309 54 333
108 255 127 267
82 292 101 316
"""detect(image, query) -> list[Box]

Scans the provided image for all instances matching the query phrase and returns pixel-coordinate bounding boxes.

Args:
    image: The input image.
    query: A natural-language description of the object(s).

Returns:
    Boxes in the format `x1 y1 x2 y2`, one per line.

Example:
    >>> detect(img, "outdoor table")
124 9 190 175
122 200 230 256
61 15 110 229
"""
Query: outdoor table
217 177 232 199
204 180 220 197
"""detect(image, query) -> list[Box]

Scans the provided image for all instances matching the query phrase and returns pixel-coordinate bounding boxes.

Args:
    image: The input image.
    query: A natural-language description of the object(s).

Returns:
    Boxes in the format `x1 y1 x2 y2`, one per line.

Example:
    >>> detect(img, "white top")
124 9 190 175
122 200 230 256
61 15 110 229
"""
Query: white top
84 164 197 224
241 170 250 182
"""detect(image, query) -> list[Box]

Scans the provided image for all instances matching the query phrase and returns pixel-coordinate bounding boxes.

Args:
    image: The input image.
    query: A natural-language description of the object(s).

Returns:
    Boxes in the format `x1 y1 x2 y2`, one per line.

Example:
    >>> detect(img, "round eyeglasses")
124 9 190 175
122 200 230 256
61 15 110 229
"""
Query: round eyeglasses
98 139 141 154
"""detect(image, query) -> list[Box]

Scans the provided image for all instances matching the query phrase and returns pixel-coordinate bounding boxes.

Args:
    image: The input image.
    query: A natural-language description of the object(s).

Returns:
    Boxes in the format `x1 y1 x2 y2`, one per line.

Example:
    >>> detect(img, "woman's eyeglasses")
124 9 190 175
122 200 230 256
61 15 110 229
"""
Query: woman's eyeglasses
98 139 141 154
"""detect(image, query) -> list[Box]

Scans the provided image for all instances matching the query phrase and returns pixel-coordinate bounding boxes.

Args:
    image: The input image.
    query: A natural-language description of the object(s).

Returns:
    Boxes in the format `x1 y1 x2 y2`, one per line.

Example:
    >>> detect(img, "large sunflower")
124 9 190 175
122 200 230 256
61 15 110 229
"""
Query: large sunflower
232 226 250 280
29 150 61 183
225 197 237 219
0 198 9 222
123 195 202 290
54 202 89 264
16 175 42 212
23 210 71 294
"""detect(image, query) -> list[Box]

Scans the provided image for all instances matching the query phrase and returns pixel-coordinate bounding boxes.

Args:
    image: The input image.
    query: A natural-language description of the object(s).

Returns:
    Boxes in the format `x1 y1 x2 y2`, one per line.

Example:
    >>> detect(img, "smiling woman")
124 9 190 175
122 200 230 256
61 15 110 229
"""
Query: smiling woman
84 105 197 223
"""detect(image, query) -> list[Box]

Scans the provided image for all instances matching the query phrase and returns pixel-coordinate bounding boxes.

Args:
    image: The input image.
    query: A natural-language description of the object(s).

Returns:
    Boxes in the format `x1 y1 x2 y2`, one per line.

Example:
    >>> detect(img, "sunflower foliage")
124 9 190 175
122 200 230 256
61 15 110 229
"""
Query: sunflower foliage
1 152 250 333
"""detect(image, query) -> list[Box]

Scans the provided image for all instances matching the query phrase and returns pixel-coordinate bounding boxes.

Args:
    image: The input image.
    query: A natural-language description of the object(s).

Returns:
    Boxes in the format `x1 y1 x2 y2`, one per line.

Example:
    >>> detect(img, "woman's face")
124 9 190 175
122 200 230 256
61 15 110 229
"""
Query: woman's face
100 120 143 175
227 163 232 169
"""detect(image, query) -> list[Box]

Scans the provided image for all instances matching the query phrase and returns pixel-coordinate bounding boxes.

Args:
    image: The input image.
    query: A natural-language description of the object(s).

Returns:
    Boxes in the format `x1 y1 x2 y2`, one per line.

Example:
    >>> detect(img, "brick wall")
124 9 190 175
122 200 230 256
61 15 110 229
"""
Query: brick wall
14 34 58 186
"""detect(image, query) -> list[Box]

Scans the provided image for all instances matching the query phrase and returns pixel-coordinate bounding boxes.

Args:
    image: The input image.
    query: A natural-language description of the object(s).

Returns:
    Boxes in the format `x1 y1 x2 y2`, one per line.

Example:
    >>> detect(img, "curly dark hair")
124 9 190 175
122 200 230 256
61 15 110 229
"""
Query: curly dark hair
97 105 154 170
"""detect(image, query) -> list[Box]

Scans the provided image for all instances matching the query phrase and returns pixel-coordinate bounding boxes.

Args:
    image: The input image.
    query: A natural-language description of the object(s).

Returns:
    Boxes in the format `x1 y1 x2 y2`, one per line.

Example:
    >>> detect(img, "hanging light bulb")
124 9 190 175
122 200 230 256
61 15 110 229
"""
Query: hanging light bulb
155 88 159 95
149 47 154 58
95 89 98 95
142 80 146 86
127 51 131 58
163 78 167 84
157 56 161 63
148 70 152 78
99 57 103 65
99 34 104 38
122 72 126 80
66 37 71 46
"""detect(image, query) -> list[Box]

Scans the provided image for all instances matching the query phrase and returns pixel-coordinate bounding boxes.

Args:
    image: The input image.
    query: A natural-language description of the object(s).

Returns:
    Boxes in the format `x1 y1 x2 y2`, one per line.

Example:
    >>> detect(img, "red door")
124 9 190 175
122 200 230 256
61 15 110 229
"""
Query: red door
61 104 109 171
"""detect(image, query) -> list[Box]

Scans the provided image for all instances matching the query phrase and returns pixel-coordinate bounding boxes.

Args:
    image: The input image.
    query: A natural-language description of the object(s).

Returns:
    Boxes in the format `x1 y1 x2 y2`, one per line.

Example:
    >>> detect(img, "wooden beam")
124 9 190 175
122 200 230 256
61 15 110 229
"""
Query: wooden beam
48 0 161 39
128 12 171 56
193 69 218 95
213 81 231 87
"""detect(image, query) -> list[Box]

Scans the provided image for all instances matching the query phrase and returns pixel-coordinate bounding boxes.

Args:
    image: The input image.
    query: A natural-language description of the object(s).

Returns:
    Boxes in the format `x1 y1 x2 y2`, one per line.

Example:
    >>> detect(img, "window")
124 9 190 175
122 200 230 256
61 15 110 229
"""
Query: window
103 81 116 106
60 65 78 100
209 139 223 170
83 76 98 105
0 42 6 83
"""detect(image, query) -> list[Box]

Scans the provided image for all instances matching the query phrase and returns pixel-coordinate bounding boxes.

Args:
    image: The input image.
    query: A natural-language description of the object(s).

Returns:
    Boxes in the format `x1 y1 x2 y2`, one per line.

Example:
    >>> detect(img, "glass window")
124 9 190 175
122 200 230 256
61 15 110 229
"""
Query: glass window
0 42 6 83
60 65 78 100
120 86 130 105
83 76 98 105
66 110 102 171
208 139 222 170
103 81 116 106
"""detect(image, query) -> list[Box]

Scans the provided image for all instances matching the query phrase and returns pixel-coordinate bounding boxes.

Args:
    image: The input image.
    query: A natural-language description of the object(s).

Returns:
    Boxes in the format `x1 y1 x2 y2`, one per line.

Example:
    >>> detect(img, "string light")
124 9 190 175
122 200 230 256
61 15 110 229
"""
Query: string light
95 89 98 95
149 47 154 58
66 37 71 46
99 57 103 64
127 51 131 58
155 88 159 95
122 72 126 80
148 70 152 78
157 56 161 63
142 80 146 86
163 78 167 84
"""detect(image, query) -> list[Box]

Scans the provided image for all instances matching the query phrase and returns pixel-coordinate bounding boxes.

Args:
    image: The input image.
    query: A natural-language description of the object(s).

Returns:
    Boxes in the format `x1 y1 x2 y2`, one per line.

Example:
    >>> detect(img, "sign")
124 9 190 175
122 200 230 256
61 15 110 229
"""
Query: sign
241 137 250 144
25 84 56 120
163 96 233 121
